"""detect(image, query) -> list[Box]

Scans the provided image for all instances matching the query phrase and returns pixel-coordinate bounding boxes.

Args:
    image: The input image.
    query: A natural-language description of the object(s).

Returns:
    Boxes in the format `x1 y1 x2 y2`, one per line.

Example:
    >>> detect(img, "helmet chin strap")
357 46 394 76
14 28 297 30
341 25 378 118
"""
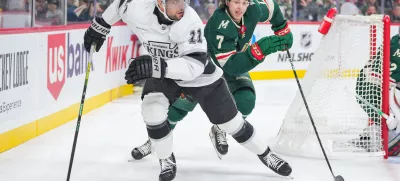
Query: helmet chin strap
156 1 175 22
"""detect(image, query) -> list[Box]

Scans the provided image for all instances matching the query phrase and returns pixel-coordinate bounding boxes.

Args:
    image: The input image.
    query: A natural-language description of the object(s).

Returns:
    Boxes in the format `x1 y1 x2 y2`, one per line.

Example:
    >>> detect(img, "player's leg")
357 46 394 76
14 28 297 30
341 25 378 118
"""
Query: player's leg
168 94 198 129
353 69 382 151
209 73 256 158
140 78 181 181
230 73 256 119
387 87 400 156
389 129 400 156
186 78 292 176
131 94 197 160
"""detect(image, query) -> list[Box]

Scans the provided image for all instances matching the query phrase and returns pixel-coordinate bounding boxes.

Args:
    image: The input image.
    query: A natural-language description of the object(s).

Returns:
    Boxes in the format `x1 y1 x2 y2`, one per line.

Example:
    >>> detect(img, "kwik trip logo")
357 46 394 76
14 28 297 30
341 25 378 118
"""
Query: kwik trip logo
105 34 142 73
47 33 95 100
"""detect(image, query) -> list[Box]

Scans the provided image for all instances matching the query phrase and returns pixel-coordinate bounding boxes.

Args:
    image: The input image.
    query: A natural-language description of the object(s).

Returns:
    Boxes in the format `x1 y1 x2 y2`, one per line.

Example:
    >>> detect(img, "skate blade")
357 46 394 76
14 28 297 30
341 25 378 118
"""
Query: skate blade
286 176 294 179
209 131 224 160
128 159 138 162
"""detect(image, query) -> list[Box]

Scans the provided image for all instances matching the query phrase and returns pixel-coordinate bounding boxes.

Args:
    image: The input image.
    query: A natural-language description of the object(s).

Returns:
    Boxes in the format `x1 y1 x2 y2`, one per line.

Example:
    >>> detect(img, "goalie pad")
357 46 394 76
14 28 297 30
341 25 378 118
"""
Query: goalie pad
388 129 400 156
388 86 400 132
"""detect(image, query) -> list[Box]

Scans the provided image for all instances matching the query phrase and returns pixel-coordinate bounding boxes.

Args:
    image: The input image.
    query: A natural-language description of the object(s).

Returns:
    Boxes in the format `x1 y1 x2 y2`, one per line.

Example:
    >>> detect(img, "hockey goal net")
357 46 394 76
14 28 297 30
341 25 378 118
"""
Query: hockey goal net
274 15 390 158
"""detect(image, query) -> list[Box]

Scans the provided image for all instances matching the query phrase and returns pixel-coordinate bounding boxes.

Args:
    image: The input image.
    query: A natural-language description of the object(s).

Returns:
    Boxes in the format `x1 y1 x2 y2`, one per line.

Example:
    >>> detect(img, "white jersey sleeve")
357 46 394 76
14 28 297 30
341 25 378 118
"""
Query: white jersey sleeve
164 7 208 81
101 0 122 25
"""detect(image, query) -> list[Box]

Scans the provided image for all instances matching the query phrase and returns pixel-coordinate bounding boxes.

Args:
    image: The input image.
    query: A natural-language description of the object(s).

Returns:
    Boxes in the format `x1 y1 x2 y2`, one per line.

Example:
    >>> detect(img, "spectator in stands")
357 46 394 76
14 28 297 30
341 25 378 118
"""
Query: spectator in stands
340 0 361 15
67 0 77 8
93 0 107 17
67 0 94 22
6 0 26 10
205 1 216 18
322 0 336 15
391 5 400 22
365 4 377 15
46 0 63 25
278 0 293 21
35 0 47 21
361 0 380 14
298 0 322 22
190 0 209 20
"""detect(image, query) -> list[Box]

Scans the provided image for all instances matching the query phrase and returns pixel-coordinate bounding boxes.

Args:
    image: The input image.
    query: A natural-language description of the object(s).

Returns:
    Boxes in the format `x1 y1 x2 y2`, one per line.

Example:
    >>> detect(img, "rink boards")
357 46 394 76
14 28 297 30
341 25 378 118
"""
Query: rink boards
0 22 399 153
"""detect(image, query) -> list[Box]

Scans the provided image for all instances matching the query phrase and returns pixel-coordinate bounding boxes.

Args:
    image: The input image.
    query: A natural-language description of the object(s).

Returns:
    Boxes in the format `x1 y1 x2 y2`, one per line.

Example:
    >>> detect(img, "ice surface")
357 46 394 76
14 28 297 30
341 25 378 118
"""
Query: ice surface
0 80 399 181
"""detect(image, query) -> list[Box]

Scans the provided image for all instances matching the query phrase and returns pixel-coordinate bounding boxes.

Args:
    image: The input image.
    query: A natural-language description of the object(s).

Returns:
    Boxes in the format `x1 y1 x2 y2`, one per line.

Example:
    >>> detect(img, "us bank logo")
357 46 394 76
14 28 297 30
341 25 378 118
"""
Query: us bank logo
47 33 95 100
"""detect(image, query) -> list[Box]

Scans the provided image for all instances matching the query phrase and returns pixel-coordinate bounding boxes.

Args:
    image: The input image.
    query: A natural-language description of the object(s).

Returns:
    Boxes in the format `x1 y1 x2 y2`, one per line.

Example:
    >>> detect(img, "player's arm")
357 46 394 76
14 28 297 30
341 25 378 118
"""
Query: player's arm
208 27 286 75
211 32 261 75
254 0 284 25
125 13 208 84
252 0 293 49
83 0 130 52
165 24 208 81
101 0 125 25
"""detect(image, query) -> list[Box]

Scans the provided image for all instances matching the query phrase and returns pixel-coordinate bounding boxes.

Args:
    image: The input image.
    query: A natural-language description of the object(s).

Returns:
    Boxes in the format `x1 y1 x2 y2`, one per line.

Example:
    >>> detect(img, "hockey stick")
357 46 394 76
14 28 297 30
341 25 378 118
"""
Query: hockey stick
66 44 95 181
286 50 344 181
344 87 389 119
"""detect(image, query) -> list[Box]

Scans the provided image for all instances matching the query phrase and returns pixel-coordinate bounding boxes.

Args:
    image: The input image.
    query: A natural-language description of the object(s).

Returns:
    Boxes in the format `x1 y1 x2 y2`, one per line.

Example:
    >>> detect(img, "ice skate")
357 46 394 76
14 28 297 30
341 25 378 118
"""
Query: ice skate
159 153 177 181
209 125 229 159
131 139 152 160
258 147 292 177
351 124 381 152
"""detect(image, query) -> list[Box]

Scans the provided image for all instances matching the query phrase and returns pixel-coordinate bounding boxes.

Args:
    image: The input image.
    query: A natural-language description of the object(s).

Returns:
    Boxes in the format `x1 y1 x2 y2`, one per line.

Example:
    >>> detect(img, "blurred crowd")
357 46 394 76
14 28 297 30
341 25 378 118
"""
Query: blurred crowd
0 0 399 28
276 0 400 22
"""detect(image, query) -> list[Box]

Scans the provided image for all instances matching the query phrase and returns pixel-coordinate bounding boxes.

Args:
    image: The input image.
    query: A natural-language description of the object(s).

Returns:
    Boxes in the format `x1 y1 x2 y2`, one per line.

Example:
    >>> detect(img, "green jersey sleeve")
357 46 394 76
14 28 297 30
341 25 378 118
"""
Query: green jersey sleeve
389 34 400 83
205 13 263 75
250 0 286 27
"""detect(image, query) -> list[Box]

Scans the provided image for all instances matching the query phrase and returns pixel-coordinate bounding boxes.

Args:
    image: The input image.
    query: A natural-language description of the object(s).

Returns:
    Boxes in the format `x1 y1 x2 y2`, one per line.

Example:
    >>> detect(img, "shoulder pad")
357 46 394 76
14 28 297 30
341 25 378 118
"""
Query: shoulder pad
170 7 204 43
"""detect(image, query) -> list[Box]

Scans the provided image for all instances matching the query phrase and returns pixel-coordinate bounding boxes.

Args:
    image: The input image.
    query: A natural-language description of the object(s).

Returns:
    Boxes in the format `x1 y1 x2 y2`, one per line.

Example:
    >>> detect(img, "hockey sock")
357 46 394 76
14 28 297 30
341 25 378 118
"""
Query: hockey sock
218 113 268 155
167 105 189 129
142 93 173 159
147 120 173 159
167 94 197 129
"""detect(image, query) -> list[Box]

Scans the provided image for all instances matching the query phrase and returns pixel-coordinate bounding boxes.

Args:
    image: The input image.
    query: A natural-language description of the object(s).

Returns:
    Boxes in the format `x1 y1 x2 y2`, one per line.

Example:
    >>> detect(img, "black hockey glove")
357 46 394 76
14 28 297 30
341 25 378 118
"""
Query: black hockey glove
84 16 111 52
125 55 167 84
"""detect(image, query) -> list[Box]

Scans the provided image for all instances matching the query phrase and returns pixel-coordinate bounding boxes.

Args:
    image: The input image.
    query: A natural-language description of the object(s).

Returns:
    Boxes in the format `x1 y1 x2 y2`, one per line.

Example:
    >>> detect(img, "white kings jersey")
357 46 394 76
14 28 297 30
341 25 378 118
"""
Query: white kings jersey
101 0 223 87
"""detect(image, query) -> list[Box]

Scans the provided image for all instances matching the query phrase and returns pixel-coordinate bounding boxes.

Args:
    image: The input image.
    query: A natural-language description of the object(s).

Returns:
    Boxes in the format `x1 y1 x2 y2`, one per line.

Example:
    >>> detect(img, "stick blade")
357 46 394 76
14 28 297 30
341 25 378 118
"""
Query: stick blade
334 175 345 181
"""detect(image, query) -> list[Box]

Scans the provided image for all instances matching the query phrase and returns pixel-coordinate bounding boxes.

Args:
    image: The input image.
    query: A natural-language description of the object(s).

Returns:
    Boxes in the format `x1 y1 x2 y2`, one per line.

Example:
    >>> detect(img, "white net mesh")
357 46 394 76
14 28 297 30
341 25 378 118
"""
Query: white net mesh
274 15 388 158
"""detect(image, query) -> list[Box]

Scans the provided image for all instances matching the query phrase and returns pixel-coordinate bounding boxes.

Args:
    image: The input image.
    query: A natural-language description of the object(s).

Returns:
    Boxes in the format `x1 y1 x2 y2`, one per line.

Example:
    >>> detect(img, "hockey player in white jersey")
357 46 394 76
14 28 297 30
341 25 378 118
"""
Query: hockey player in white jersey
83 0 292 180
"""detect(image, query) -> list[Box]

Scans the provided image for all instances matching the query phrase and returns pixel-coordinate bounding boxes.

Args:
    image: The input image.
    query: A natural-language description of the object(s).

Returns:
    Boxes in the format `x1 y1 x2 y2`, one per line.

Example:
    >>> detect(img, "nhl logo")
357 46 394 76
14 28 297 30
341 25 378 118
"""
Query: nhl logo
300 32 312 48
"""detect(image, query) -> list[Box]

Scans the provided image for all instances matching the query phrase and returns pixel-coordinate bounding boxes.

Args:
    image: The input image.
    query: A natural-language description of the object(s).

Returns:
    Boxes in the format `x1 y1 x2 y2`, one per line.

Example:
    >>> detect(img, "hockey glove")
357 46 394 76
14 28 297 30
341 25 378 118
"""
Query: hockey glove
84 16 111 52
247 35 288 61
387 113 398 131
125 55 167 84
272 21 293 50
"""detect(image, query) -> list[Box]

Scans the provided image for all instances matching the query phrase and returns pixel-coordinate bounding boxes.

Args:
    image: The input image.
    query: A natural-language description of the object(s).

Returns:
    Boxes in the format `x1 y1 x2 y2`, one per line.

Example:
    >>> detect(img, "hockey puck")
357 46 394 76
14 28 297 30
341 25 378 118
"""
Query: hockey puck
334 175 344 181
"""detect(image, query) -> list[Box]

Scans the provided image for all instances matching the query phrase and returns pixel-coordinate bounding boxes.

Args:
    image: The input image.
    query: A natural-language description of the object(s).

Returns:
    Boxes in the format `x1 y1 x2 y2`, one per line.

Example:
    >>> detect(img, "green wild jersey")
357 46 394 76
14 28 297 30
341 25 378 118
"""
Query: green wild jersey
204 0 286 76
389 34 400 83
358 34 400 85
356 34 400 123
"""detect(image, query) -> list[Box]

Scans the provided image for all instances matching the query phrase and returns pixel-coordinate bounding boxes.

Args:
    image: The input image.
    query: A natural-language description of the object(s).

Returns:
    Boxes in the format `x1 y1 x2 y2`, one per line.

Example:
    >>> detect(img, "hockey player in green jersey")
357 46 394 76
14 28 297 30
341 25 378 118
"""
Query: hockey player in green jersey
355 32 400 156
131 0 292 160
